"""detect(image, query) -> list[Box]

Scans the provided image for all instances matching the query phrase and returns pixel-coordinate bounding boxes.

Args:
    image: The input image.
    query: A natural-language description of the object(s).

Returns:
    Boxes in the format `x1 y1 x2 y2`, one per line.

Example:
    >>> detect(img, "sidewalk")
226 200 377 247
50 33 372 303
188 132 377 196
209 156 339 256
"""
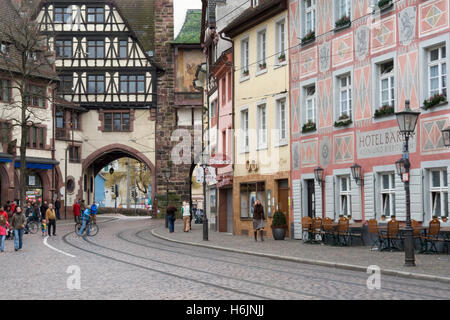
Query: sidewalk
152 221 450 283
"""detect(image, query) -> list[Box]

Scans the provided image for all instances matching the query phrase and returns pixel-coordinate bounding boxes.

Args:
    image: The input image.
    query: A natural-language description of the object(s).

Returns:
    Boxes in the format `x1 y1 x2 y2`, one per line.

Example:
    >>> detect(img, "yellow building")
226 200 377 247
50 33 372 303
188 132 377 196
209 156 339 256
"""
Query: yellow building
222 0 290 238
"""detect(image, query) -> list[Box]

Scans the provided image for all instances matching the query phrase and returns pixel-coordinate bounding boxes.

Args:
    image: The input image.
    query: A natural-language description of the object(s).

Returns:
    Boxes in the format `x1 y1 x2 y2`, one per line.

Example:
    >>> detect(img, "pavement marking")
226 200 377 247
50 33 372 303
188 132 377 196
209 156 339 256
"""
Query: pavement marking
43 236 76 258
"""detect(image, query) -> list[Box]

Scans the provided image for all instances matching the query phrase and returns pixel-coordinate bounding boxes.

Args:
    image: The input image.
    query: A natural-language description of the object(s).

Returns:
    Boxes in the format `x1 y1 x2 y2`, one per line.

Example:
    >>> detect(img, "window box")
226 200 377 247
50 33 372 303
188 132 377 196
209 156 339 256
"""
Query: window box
302 121 316 133
278 53 286 63
334 114 352 127
242 70 249 77
258 62 267 70
335 16 351 30
374 105 395 118
423 94 447 110
301 31 315 46
376 0 393 11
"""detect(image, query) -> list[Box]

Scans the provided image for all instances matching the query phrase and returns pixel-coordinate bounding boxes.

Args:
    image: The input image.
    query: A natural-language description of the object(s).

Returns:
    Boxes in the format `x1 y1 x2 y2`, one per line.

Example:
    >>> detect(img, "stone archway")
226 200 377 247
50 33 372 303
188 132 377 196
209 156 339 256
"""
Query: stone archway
0 163 10 205
81 143 156 207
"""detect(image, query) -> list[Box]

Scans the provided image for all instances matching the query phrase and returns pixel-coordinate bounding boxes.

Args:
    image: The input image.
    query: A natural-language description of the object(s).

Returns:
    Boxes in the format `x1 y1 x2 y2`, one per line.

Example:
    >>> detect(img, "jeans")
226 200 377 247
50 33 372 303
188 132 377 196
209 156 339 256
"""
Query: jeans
78 219 90 236
55 208 60 219
14 229 24 250
0 235 5 252
168 217 175 232
48 219 56 235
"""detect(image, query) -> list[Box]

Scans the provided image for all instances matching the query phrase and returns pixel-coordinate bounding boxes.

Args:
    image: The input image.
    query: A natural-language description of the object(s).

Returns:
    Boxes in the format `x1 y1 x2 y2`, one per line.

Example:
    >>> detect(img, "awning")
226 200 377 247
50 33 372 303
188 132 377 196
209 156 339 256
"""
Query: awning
0 153 13 163
14 156 60 170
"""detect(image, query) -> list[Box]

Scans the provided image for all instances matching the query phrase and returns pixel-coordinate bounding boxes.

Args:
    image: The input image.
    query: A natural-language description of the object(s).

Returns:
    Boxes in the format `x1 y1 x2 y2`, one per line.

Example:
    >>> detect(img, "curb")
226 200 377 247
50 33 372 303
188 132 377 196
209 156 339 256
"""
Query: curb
151 228 450 284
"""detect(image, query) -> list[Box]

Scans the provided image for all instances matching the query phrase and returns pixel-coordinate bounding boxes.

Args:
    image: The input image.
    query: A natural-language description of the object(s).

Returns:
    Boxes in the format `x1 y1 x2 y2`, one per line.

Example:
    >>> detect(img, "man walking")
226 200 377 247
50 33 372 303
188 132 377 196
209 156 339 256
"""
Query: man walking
10 206 26 251
73 200 81 224
54 198 61 220
45 204 57 237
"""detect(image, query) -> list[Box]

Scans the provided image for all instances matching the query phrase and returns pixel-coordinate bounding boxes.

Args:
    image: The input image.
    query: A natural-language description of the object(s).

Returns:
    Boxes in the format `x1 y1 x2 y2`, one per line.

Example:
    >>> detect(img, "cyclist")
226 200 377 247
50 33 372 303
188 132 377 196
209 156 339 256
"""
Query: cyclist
78 205 91 236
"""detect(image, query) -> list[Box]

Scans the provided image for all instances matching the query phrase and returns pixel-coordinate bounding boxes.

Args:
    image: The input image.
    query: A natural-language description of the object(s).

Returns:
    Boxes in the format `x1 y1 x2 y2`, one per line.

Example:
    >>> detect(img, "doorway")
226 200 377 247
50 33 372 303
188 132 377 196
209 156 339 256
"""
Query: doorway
277 179 289 215
306 179 315 218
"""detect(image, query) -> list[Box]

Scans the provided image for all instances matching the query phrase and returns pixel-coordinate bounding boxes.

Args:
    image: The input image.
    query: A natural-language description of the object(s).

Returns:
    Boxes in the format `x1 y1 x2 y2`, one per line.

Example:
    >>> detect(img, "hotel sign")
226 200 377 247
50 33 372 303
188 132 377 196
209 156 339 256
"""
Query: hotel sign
357 127 417 159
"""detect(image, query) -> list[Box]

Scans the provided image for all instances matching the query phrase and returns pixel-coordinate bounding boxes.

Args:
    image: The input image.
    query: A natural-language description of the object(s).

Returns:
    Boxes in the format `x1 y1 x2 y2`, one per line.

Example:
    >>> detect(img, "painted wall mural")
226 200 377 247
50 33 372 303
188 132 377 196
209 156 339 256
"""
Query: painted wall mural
332 33 354 68
334 133 354 164
300 46 317 78
353 0 369 21
371 15 396 55
419 0 449 38
399 6 417 45
289 0 300 48
354 65 372 121
319 136 332 168
318 41 331 73
355 25 370 61
421 117 450 154
301 139 318 168
318 78 333 128
397 49 420 111
317 0 333 35
290 87 301 135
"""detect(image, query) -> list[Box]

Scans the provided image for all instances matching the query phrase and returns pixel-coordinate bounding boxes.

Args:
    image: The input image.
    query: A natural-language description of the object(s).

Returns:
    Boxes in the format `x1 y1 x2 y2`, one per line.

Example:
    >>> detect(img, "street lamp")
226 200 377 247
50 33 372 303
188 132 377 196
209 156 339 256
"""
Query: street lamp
201 152 210 241
395 100 420 267
441 126 450 147
350 163 364 186
163 167 171 229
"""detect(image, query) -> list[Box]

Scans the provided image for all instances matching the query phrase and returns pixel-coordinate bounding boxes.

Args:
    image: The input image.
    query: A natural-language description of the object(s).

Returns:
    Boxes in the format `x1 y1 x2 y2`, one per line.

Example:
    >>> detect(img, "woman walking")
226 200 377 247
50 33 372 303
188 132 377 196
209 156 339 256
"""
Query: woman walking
10 206 26 251
182 201 190 232
253 200 266 242
0 213 8 253
166 205 177 233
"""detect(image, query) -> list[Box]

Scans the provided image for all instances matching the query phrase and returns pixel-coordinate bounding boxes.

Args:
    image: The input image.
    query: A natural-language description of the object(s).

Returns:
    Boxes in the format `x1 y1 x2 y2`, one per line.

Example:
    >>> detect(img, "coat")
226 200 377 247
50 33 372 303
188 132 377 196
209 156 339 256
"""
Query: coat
0 215 8 236
10 212 26 229
253 204 265 221
73 203 81 216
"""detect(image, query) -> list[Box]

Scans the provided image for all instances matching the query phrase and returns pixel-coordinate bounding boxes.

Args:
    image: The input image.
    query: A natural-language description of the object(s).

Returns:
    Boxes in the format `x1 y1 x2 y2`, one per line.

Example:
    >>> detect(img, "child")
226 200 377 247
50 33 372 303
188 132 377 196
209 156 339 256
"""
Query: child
41 219 48 237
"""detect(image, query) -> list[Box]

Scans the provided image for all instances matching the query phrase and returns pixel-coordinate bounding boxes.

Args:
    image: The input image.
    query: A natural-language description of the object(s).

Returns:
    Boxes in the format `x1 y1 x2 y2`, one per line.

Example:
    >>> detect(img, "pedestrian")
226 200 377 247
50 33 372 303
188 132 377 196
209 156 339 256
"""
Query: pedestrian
166 205 177 233
0 206 8 223
10 200 16 216
24 202 32 234
78 205 91 236
45 203 57 237
0 213 8 253
90 201 98 224
73 200 81 224
40 200 48 222
54 198 61 220
80 200 86 213
41 219 47 237
10 206 26 251
253 200 266 242
5 203 13 240
182 201 190 232
32 202 40 221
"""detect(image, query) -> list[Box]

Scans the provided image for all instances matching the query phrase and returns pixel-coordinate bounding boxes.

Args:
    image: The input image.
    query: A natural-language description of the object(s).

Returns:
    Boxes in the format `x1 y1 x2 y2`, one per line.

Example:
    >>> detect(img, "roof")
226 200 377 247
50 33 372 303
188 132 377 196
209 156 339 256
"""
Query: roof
26 0 156 53
221 0 286 38
0 0 58 81
173 9 201 45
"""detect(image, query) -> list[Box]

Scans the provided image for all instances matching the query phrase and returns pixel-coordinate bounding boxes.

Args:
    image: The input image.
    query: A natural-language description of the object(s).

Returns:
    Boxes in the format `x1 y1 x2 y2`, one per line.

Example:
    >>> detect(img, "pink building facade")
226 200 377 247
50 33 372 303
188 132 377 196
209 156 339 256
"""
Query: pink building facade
289 0 450 239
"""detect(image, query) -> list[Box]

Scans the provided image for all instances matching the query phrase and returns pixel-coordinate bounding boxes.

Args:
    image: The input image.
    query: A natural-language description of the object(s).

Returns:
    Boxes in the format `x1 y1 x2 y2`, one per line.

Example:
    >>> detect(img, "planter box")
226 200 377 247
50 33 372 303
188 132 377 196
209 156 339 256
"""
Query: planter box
422 100 448 111
334 118 352 127
302 122 317 133
377 0 393 12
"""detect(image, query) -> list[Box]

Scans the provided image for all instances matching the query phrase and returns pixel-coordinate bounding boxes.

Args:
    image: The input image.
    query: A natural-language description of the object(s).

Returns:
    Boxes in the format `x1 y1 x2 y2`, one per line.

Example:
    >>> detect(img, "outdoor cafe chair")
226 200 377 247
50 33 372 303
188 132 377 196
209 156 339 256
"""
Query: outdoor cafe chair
321 217 336 245
420 218 442 254
334 216 350 246
311 217 323 243
379 218 401 251
411 219 423 251
368 219 382 251
301 216 312 243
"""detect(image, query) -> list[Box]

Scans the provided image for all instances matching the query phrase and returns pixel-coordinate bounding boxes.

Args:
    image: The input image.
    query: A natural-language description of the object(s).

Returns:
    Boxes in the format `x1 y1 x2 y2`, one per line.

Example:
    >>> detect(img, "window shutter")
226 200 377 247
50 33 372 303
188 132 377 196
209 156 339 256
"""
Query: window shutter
410 168 423 222
351 178 362 220
374 173 381 220
364 172 374 220
315 179 322 218
292 179 303 239
335 176 340 220
325 175 334 218
395 172 406 220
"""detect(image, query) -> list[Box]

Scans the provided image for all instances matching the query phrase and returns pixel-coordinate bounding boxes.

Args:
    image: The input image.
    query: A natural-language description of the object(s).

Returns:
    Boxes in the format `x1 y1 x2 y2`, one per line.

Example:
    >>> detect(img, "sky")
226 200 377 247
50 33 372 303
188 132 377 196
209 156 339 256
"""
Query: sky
174 0 202 37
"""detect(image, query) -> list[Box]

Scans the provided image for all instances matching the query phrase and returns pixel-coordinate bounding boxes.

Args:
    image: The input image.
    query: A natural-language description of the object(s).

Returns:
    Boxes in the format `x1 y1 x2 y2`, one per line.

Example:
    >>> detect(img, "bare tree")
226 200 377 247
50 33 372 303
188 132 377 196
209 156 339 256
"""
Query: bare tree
0 0 57 206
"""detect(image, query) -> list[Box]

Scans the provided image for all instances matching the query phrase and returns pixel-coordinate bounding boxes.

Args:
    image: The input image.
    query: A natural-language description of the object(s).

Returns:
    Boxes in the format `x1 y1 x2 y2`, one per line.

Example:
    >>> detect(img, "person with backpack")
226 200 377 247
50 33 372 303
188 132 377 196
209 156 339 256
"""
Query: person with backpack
10 206 26 251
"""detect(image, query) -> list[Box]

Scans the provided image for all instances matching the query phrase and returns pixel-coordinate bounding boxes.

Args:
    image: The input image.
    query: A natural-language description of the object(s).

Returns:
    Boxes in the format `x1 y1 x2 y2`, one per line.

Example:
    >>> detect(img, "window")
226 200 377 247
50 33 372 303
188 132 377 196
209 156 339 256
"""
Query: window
26 126 45 149
26 51 38 62
430 169 448 217
87 75 105 93
87 40 104 58
241 38 249 77
240 182 265 219
227 72 232 101
257 30 267 70
119 39 128 59
253 0 259 7
380 173 396 217
55 110 64 129
337 0 350 19
26 85 45 107
69 145 81 162
120 75 145 94
257 103 267 149
55 39 72 58
339 176 352 216
210 100 217 118
428 46 447 98
104 112 130 132
0 79 10 102
339 75 352 118
305 86 316 123
276 19 286 58
54 7 71 23
58 75 73 93
71 112 81 130
0 121 11 144
304 0 315 34
87 7 104 23
0 42 7 55
380 61 395 108
241 109 249 152
221 77 226 105
276 98 287 143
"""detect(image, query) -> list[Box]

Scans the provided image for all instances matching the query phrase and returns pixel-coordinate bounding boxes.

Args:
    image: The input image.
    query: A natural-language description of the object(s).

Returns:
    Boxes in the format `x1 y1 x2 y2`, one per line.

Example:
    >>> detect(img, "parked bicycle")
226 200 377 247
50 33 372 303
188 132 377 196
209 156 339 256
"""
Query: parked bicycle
27 216 40 235
75 215 99 236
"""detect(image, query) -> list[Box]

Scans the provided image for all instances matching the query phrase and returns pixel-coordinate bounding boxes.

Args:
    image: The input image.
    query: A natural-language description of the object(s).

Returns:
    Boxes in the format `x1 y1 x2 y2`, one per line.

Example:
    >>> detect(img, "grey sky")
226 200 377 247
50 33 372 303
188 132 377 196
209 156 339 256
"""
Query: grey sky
174 0 202 37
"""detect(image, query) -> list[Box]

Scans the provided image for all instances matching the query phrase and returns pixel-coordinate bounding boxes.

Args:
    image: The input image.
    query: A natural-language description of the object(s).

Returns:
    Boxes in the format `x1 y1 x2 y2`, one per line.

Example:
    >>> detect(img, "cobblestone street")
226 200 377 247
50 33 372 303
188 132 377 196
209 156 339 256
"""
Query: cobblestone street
1 215 449 300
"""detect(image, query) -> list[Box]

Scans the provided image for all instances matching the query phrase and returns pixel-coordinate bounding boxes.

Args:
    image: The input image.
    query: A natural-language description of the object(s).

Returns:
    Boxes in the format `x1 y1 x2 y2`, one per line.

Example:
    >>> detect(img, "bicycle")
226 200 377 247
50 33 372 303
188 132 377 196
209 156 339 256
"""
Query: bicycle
75 215 99 236
27 216 40 234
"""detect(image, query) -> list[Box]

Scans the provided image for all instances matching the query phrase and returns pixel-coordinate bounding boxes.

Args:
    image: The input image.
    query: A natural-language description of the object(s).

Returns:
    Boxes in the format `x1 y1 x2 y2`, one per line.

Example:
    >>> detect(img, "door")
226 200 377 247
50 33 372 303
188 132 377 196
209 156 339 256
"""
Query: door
226 188 233 234
277 179 289 215
306 179 315 218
